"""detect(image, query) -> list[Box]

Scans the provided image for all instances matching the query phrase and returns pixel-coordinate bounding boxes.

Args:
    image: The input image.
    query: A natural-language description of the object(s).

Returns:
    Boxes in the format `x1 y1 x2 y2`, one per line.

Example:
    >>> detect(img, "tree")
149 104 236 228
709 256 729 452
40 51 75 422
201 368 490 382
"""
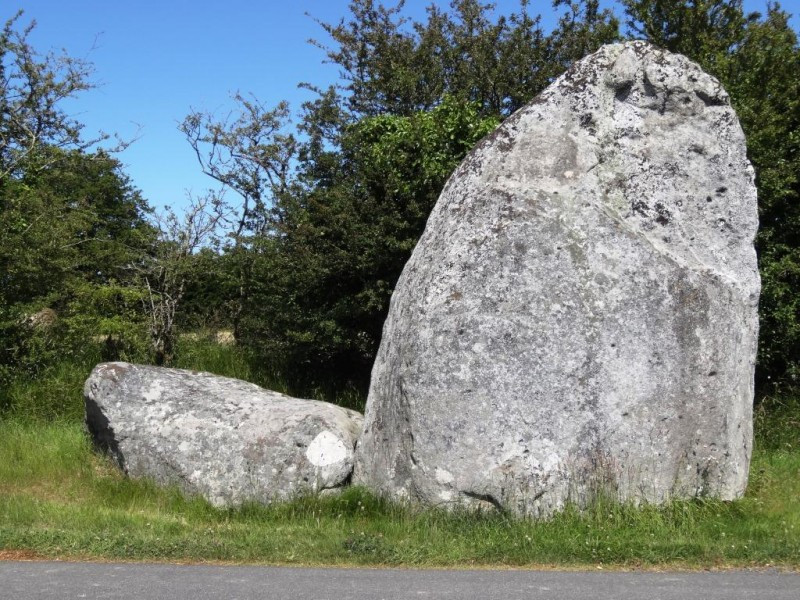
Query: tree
550 0 623 68
228 1 620 387
240 98 500 389
180 93 296 238
620 0 755 59
0 148 154 382
724 6 800 389
0 11 150 314
0 12 152 384
136 192 230 366
0 148 151 307
182 1 617 389
0 11 126 181
180 93 297 337
308 0 618 120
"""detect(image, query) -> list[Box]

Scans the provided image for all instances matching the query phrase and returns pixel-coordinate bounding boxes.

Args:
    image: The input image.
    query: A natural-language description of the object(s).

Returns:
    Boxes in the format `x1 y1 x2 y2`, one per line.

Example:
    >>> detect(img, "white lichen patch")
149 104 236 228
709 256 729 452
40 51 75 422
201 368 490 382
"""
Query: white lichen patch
306 431 349 467
435 468 454 485
142 381 163 402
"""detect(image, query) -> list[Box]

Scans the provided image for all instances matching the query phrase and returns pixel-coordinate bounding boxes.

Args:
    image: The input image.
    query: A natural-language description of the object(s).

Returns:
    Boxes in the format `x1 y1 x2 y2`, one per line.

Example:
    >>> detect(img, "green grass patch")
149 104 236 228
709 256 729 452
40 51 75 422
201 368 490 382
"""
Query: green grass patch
0 418 798 567
755 393 800 453
0 351 104 423
1 341 798 567
173 336 366 412
0 336 364 423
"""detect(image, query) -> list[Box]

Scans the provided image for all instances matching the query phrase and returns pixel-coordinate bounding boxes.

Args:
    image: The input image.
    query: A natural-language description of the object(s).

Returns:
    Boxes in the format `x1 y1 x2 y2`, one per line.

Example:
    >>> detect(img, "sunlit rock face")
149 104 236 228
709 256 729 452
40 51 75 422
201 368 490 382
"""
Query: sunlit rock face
354 41 760 518
84 362 363 506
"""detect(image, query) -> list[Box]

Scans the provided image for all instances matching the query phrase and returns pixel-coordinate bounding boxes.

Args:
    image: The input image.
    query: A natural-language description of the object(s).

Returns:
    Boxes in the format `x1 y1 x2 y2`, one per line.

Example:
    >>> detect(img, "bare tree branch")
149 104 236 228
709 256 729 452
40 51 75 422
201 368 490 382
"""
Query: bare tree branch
0 11 135 181
134 191 232 365
179 93 297 240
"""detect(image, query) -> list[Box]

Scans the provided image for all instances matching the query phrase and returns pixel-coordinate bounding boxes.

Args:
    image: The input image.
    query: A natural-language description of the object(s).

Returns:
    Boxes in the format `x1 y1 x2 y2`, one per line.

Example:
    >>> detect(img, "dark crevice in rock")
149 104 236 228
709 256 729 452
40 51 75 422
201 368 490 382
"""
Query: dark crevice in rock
462 490 504 512
340 468 354 488
654 202 672 226
614 81 633 102
695 89 727 106
642 78 659 98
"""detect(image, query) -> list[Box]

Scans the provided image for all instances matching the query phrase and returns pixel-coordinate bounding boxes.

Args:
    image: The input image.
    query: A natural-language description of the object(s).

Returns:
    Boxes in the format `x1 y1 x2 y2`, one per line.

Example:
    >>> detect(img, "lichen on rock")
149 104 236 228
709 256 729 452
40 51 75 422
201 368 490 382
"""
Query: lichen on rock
353 42 760 518
84 362 363 506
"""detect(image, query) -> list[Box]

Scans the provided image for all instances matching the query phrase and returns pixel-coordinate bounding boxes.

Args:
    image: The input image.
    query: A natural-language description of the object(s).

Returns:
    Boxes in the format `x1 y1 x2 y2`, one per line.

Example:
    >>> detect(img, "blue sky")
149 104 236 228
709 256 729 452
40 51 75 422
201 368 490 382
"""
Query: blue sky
12 0 797 210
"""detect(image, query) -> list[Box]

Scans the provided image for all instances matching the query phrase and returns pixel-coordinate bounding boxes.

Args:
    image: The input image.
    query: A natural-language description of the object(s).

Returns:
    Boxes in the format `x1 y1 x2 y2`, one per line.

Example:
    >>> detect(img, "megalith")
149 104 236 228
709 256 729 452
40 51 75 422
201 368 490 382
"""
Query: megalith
85 362 363 506
353 42 760 517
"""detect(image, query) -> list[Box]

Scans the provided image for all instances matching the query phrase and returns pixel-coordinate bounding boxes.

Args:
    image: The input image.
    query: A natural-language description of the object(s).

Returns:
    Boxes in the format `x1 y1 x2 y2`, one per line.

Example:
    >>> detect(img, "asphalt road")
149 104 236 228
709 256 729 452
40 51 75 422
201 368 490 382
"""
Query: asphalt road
1 561 798 600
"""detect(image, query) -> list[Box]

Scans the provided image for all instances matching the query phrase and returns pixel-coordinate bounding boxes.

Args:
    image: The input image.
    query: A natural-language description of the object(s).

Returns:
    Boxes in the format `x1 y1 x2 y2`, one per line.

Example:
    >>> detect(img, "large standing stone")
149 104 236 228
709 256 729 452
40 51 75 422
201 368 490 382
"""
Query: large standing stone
85 362 363 506
353 42 760 517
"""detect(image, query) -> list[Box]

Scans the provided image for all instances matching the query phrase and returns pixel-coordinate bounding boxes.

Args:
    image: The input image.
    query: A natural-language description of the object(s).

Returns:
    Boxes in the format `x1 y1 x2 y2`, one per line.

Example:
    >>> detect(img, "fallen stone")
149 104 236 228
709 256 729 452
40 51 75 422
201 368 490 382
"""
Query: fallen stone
354 41 760 517
84 362 363 506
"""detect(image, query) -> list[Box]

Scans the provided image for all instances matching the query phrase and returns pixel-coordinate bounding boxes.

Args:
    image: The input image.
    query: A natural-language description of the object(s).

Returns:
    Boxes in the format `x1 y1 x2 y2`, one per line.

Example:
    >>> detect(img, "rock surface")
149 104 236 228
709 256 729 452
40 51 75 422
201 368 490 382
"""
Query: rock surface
354 41 760 517
85 362 363 506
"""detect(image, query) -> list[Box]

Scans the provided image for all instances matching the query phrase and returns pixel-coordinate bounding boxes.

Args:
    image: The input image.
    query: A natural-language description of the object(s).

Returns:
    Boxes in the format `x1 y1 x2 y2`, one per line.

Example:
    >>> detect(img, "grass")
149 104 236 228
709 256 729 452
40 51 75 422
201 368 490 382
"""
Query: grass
174 336 366 412
0 336 364 423
0 419 798 567
0 355 97 423
0 339 798 568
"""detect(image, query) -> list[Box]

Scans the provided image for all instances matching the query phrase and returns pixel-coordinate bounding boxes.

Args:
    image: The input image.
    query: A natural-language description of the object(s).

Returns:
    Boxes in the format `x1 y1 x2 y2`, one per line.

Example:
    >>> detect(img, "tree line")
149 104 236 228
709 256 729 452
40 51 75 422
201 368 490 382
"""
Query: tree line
1 0 798 403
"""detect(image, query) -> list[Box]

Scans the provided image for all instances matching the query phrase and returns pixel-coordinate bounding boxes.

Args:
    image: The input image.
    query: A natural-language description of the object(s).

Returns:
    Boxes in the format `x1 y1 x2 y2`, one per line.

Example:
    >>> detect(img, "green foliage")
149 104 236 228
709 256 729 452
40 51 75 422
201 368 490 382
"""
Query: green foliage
236 0 799 393
755 393 800 452
728 8 800 390
0 356 97 422
221 0 800 394
60 281 150 360
0 149 153 387
349 95 501 198
176 248 238 330
0 13 153 396
620 0 755 59
0 11 99 179
311 0 619 117
240 98 499 388
232 2 620 387
0 149 148 306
